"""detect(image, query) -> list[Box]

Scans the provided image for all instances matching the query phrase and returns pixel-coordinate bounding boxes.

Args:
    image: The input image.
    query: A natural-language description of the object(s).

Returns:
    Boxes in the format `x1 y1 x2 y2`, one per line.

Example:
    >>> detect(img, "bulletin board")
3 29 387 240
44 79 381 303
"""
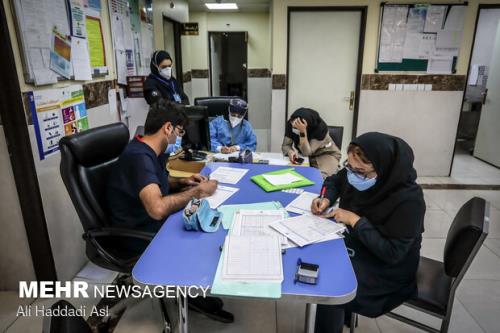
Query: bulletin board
376 3 467 73
11 0 108 85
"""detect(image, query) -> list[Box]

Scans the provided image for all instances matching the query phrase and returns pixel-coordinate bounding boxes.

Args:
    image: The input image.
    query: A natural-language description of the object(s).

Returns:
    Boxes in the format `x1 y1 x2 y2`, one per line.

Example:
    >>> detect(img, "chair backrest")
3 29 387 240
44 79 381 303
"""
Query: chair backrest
194 96 248 120
59 123 130 231
328 126 344 150
43 300 92 333
444 197 489 279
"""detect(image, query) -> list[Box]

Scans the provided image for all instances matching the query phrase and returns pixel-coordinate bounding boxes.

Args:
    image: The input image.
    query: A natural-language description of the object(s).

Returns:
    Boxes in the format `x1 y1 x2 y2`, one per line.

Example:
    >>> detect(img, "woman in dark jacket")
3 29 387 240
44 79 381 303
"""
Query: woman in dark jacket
311 132 425 333
143 50 189 105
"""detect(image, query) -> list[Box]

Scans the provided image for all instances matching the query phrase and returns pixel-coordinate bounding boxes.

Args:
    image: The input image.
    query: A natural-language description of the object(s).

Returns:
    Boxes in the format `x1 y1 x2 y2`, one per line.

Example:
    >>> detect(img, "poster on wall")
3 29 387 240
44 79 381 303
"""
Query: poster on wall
29 85 90 160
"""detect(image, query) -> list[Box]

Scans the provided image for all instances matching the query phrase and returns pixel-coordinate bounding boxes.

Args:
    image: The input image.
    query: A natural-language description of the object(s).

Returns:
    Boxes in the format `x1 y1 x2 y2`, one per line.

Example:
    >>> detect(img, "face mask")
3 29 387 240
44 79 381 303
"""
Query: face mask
159 66 172 79
292 128 300 135
347 169 377 191
229 115 242 128
165 136 182 154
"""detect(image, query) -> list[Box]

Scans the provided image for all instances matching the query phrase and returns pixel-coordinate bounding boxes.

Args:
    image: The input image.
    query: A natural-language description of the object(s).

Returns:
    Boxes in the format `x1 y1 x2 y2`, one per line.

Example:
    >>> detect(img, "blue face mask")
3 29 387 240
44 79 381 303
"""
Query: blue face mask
347 169 377 191
165 136 182 154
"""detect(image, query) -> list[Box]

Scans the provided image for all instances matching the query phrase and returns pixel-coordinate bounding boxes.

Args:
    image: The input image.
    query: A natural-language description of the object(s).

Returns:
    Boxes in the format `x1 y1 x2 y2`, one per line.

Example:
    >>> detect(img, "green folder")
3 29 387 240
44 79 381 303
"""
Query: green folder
210 249 282 299
251 168 314 192
218 201 285 229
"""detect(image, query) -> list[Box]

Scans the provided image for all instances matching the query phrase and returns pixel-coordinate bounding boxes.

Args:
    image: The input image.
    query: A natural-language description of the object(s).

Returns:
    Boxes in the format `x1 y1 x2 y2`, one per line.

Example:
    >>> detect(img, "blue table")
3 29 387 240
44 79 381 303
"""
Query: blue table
133 162 357 332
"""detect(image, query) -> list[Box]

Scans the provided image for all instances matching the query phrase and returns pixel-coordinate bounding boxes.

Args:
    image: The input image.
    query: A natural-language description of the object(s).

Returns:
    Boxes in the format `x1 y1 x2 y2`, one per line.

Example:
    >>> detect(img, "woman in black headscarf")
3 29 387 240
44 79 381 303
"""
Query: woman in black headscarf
311 132 425 333
282 108 341 178
143 50 189 105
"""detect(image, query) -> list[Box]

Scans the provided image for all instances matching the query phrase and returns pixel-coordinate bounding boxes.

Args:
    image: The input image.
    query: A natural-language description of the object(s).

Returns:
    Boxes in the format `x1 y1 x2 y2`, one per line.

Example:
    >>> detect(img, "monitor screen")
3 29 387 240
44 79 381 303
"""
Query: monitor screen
182 105 211 151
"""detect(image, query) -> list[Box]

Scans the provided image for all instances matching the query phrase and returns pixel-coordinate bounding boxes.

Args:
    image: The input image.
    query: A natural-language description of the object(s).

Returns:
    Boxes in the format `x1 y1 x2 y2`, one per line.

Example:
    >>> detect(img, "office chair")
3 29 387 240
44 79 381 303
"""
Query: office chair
43 300 92 333
194 96 248 120
59 123 171 332
327 126 344 150
350 197 489 333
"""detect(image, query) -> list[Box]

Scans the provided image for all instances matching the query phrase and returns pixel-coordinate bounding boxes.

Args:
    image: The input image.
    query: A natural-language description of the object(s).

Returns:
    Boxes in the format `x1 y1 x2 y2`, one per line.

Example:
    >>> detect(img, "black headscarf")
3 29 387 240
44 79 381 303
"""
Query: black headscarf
150 50 172 76
285 108 328 147
338 132 424 238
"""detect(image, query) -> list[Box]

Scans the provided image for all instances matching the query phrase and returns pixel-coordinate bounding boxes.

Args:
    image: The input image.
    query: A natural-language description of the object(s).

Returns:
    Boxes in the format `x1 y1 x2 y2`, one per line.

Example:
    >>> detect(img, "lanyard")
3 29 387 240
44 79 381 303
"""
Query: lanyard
153 74 177 94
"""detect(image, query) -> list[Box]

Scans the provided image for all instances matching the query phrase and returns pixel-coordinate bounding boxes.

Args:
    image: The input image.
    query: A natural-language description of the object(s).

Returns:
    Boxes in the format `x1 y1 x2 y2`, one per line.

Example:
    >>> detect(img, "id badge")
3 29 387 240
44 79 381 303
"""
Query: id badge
173 93 181 103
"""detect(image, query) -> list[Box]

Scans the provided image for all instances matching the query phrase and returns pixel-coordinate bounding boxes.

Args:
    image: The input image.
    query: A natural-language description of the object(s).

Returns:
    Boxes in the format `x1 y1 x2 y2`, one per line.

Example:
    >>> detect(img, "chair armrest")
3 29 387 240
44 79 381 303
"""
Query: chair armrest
83 227 155 270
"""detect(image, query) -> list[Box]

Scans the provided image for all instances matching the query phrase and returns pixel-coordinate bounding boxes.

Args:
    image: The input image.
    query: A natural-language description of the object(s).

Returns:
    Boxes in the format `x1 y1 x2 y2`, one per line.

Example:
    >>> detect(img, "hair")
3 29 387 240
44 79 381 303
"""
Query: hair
144 99 188 135
347 143 372 165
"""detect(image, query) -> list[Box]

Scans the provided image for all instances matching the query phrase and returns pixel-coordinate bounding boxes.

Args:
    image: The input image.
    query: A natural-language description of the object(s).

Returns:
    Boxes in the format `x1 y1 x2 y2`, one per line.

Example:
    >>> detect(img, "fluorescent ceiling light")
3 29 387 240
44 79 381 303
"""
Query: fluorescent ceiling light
205 3 238 10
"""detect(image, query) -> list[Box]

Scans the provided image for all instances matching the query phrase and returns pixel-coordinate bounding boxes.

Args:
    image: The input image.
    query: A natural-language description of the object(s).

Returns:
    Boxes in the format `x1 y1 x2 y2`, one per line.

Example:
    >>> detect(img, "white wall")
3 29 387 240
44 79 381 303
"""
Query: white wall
357 91 463 176
0 126 36 290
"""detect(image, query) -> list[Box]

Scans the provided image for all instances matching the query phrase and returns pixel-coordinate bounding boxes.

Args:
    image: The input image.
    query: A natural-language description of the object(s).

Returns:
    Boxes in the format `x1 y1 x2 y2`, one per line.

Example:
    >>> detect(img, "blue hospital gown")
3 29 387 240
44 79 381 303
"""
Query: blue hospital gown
209 116 257 152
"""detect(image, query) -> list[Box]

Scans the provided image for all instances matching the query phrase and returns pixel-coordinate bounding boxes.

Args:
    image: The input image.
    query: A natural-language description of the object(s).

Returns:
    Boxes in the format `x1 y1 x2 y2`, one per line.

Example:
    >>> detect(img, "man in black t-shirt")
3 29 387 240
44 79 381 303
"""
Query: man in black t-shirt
107 100 234 323
107 101 216 232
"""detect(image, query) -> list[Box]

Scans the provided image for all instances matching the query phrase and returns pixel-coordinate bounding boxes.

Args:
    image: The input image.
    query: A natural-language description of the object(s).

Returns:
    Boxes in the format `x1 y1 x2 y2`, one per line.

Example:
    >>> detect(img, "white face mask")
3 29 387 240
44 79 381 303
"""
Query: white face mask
229 115 243 128
292 128 300 135
159 66 172 79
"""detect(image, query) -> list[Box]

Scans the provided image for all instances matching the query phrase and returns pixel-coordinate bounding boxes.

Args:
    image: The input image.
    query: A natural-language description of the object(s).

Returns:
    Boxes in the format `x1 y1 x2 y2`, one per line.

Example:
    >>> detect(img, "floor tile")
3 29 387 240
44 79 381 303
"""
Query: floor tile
484 238 500 258
422 210 454 239
456 279 500 333
464 245 500 280
113 298 164 333
0 292 35 332
421 238 446 262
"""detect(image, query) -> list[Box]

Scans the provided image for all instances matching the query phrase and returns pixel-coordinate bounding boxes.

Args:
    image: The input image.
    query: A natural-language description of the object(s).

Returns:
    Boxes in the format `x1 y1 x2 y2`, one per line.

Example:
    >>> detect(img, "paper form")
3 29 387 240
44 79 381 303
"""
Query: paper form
71 37 92 81
270 215 346 247
444 6 465 31
86 16 106 68
221 235 283 282
424 5 447 33
205 185 239 209
212 151 240 161
209 167 249 184
230 210 288 245
427 56 453 74
262 173 302 186
285 191 319 215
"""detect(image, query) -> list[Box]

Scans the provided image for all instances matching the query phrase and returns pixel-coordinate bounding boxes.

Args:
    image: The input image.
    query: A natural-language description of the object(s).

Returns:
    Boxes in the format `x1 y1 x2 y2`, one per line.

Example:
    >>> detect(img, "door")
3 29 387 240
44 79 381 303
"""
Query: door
287 9 365 156
209 32 248 99
163 16 183 84
474 19 500 167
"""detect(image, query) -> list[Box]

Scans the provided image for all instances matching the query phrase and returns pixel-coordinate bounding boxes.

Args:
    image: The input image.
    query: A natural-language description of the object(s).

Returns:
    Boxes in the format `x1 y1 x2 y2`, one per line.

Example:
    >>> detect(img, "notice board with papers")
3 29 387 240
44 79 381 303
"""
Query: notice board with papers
376 3 467 73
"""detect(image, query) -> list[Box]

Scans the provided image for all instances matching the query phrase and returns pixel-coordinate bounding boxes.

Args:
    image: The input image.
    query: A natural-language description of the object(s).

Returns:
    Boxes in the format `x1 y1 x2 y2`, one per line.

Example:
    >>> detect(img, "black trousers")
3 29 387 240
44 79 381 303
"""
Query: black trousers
314 304 354 333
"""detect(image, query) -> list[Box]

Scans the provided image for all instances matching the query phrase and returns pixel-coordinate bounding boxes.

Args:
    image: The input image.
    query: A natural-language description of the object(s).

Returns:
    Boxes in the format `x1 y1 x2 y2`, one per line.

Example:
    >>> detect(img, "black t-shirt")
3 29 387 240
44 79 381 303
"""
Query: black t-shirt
106 137 169 233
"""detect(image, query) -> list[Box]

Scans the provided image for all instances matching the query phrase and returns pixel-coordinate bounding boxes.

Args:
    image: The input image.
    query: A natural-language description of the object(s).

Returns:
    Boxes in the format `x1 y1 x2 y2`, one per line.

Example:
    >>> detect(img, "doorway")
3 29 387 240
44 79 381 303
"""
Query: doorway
286 7 366 157
162 16 183 84
451 5 500 178
208 31 248 100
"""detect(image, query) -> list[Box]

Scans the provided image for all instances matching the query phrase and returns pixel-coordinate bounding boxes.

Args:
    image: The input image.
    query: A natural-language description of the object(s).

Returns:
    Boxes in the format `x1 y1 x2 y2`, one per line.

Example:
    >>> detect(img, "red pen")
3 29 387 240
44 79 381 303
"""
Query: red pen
319 185 326 199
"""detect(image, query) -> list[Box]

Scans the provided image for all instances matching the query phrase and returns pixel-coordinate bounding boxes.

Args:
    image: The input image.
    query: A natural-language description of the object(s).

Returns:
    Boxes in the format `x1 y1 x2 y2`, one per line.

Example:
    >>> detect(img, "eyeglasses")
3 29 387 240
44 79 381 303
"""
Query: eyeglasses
343 160 374 180
175 126 186 137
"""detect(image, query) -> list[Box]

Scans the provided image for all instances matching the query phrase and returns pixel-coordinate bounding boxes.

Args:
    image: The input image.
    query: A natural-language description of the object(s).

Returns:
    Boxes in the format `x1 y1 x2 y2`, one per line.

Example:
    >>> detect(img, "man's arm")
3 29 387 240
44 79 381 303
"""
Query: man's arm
139 180 216 221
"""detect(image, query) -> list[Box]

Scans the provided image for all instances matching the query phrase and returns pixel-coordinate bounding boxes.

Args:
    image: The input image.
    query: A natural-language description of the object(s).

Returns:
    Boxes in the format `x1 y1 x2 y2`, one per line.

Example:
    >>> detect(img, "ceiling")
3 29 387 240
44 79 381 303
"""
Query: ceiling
186 0 271 12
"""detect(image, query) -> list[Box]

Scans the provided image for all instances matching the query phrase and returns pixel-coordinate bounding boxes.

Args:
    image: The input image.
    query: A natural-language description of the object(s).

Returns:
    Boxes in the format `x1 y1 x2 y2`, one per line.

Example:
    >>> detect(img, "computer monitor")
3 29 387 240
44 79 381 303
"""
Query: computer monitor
181 105 211 151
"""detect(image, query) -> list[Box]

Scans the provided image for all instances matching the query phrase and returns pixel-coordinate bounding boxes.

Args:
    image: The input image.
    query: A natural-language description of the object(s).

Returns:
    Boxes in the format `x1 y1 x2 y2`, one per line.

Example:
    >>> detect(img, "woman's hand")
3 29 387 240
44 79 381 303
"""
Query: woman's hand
181 174 208 186
311 198 331 215
288 149 297 162
322 208 361 227
293 118 308 134
221 146 231 154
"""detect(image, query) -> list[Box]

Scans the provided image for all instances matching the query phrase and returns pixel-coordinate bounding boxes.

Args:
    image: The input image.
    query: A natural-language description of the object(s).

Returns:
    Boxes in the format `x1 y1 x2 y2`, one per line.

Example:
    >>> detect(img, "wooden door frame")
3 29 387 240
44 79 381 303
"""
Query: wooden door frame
286 6 367 141
0 1 57 281
163 15 184 86
450 4 500 175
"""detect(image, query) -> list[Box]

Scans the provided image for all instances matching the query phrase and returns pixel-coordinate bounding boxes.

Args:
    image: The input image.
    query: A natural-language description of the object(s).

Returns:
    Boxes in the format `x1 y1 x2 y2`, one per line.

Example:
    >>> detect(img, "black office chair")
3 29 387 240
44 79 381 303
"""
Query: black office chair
350 197 489 333
327 126 344 150
59 123 171 331
194 96 248 120
43 300 92 333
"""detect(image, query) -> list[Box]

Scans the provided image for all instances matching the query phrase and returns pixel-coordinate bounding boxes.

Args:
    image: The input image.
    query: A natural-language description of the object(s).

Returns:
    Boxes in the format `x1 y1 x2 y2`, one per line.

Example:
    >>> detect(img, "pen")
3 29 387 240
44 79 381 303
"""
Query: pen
319 185 326 200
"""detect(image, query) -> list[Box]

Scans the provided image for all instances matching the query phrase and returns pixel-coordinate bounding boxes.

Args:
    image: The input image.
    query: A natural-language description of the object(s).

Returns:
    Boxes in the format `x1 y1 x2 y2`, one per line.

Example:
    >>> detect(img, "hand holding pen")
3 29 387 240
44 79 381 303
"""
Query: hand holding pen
311 185 331 215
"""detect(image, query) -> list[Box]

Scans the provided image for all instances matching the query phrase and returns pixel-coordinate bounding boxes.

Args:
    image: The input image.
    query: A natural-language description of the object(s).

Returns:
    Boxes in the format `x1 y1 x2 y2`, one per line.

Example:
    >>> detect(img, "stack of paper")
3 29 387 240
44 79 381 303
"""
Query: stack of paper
212 151 240 161
205 185 239 209
221 235 283 282
231 210 288 246
271 215 346 247
285 191 319 215
217 201 285 229
209 166 249 184
262 173 302 186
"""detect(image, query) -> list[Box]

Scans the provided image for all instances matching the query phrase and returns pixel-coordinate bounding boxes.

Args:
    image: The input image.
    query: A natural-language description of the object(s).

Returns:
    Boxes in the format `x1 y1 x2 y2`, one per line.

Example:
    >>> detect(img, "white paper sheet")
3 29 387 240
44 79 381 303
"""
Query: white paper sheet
403 33 423 59
406 7 427 33
270 215 346 248
379 5 408 63
419 34 436 59
427 56 453 74
262 173 302 186
212 151 240 161
468 64 479 86
444 6 465 31
285 191 319 215
230 210 287 245
436 30 462 49
71 37 92 81
424 5 447 33
221 235 283 282
209 167 249 184
108 89 117 116
116 49 127 85
206 185 239 209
